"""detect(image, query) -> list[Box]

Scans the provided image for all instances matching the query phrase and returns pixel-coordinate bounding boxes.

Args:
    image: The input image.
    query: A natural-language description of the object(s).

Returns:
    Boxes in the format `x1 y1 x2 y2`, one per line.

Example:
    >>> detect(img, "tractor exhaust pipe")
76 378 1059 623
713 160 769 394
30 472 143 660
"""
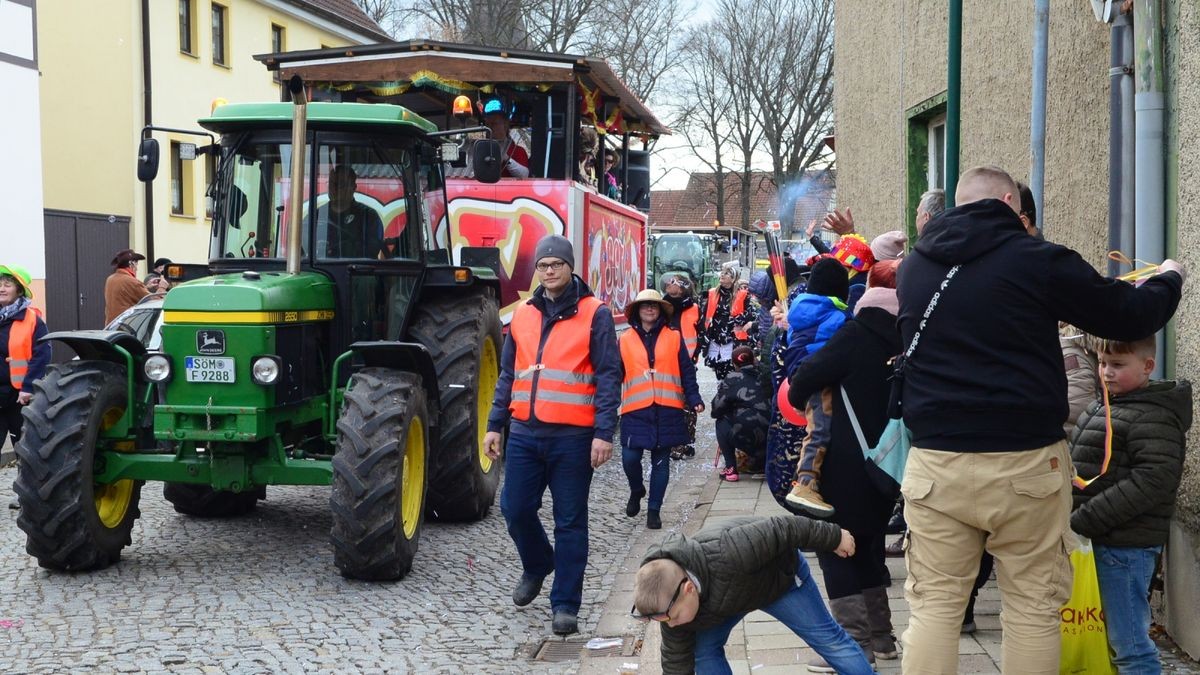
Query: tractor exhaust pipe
286 75 307 275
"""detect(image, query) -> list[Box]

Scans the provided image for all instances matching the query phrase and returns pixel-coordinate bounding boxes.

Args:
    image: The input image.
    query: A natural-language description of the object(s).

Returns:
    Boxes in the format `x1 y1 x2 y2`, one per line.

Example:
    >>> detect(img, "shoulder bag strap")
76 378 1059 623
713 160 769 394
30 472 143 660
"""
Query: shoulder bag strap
900 264 961 363
839 385 870 453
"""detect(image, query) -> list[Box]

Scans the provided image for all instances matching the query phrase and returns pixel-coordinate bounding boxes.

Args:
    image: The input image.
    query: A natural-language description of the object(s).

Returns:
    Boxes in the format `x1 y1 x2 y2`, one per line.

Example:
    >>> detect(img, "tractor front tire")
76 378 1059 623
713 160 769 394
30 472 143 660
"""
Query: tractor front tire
163 483 264 518
13 361 143 571
411 290 503 522
330 368 428 580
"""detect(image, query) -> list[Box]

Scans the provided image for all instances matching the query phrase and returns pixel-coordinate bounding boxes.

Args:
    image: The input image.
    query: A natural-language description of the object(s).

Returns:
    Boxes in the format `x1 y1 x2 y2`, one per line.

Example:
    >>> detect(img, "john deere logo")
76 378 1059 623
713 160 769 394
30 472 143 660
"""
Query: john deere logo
197 330 225 355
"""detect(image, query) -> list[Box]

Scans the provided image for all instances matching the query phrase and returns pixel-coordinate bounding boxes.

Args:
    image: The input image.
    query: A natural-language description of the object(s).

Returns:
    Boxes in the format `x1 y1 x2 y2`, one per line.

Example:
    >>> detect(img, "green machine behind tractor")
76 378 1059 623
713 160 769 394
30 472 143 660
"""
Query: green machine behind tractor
13 79 506 580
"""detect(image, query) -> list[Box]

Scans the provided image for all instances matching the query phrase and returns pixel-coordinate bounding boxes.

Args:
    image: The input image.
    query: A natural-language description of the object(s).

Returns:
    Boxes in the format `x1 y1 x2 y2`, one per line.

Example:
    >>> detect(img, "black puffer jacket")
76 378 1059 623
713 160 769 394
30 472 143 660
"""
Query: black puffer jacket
642 515 841 674
1070 380 1193 547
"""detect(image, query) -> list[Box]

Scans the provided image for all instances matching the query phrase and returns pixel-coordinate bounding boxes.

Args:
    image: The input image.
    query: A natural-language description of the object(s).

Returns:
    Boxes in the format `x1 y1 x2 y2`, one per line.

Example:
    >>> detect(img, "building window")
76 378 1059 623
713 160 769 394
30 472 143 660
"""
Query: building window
271 24 285 82
927 114 946 190
170 141 194 216
179 0 195 55
212 3 228 67
905 91 948 240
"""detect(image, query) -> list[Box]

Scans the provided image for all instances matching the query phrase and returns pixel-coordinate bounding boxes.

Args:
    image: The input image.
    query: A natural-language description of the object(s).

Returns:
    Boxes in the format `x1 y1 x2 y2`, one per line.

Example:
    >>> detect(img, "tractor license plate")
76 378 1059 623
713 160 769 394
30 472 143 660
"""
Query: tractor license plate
184 356 236 383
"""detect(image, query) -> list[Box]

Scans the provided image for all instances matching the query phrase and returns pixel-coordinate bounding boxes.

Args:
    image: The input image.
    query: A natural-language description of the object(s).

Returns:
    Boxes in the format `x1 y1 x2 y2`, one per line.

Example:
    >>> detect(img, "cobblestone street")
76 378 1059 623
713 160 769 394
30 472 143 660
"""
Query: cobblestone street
0 374 721 674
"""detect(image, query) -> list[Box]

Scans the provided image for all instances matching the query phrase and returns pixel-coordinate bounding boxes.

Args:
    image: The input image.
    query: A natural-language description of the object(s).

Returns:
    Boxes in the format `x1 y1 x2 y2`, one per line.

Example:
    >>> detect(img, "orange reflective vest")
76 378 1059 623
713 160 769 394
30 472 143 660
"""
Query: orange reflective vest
619 327 686 415
7 308 39 390
678 304 699 357
705 288 750 341
509 296 601 426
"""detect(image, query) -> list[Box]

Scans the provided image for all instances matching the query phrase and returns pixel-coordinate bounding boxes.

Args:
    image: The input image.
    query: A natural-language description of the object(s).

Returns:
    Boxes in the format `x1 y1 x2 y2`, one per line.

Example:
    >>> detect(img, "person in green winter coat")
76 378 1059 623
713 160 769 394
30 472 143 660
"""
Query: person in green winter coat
632 515 871 674
1070 334 1193 674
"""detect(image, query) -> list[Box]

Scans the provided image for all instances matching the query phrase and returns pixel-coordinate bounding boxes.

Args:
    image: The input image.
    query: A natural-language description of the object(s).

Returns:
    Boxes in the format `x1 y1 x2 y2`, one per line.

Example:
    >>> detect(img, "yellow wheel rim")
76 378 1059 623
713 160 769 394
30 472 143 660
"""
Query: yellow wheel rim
477 336 498 473
94 406 135 529
401 416 425 539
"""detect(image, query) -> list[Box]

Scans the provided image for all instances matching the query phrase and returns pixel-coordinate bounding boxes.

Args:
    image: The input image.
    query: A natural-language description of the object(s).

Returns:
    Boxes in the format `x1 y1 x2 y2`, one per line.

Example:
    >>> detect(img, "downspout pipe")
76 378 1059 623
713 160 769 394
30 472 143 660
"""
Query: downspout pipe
1108 10 1135 277
140 0 154 263
1030 0 1048 236
1133 0 1165 378
945 0 962 206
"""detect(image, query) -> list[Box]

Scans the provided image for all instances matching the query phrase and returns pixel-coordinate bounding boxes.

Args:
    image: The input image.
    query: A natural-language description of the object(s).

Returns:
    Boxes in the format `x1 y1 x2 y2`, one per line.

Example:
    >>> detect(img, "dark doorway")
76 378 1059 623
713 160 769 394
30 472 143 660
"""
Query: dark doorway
43 210 131 342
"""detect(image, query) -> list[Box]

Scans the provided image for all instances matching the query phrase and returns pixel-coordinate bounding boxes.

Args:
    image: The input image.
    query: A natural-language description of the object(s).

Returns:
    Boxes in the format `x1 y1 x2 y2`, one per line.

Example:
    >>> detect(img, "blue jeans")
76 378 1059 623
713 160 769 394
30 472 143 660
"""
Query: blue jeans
499 431 594 614
621 444 670 510
693 555 873 675
1094 544 1162 674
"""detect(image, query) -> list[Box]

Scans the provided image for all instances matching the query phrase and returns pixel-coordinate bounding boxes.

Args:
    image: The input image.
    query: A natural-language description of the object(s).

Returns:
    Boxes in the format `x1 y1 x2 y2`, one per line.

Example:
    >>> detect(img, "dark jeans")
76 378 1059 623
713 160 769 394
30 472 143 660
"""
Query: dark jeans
621 444 670 510
715 418 759 471
0 402 23 445
499 431 594 614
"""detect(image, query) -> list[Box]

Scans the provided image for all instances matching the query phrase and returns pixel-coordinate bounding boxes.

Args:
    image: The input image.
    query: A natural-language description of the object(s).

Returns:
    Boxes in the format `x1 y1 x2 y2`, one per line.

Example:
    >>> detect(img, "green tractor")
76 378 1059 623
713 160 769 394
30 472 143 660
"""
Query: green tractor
13 79 505 580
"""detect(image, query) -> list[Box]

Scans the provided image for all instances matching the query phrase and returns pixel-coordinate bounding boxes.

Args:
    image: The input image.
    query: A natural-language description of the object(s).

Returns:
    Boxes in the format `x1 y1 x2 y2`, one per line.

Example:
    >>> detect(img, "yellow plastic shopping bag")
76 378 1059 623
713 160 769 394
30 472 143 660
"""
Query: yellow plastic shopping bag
1059 539 1117 675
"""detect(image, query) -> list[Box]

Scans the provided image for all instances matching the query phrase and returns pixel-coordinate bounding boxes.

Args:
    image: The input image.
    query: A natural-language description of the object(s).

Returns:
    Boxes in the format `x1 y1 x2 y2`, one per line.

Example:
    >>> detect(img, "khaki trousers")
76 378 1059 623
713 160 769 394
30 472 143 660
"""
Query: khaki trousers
900 442 1075 674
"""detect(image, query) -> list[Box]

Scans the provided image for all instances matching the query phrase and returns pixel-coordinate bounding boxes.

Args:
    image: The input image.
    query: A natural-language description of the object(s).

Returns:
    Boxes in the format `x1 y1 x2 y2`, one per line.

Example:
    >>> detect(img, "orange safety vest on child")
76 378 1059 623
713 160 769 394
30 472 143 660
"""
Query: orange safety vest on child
678 304 700 356
705 288 750 341
7 308 39 389
619 327 686 414
509 297 601 426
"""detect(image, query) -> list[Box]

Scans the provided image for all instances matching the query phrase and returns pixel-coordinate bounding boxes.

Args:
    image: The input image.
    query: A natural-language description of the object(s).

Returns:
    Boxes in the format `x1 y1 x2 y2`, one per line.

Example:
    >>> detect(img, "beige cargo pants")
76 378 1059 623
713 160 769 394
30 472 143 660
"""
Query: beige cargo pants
900 441 1075 674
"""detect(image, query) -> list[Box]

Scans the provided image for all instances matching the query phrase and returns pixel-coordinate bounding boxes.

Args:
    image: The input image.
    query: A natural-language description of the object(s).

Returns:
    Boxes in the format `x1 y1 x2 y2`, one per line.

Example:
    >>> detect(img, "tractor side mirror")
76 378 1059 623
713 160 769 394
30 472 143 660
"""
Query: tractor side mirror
473 139 502 184
137 138 160 182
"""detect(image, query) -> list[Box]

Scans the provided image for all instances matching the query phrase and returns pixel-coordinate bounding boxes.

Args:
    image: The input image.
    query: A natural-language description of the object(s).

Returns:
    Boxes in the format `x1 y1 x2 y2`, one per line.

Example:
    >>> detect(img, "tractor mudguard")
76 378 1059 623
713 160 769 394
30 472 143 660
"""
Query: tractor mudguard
344 341 441 435
38 330 148 439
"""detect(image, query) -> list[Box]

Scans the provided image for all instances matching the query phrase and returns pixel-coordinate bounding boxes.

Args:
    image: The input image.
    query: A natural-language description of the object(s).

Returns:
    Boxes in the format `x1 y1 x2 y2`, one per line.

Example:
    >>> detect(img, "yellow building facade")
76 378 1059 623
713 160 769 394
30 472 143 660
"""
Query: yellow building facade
38 0 387 329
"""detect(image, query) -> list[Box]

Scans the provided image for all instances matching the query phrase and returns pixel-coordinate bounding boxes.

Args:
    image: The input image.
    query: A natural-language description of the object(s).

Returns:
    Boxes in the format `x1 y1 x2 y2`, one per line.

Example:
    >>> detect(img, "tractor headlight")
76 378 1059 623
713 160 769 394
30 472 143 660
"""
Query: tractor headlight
251 356 281 385
144 354 172 382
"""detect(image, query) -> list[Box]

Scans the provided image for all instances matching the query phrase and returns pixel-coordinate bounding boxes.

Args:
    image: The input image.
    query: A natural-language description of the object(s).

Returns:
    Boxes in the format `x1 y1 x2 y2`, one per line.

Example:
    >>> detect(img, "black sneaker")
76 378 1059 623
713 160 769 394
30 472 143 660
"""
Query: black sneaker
552 610 578 636
646 509 662 530
513 574 545 607
626 490 644 517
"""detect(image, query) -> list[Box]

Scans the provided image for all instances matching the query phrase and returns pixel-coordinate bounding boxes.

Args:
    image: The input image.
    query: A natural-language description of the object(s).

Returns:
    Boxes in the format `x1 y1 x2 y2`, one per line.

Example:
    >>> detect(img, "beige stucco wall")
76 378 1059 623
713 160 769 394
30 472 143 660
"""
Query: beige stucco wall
834 1 1109 268
39 1 372 266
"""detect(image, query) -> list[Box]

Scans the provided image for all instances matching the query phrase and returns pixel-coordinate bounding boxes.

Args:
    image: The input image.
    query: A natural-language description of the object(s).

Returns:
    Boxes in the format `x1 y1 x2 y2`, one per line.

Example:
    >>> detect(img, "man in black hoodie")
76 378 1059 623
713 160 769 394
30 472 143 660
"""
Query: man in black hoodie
895 165 1185 674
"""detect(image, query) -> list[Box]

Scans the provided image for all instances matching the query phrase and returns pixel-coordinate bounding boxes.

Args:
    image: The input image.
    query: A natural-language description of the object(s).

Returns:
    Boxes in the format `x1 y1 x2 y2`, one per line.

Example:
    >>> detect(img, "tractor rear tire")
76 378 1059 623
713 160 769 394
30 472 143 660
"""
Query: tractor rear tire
163 483 264 518
330 368 428 580
13 361 143 571
410 290 503 522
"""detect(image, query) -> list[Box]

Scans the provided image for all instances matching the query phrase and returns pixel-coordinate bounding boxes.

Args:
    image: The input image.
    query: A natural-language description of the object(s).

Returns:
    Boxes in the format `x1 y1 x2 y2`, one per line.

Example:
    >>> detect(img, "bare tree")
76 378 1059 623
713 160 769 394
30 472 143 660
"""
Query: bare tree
721 0 833 238
401 0 531 47
585 0 685 103
523 0 600 53
671 26 734 232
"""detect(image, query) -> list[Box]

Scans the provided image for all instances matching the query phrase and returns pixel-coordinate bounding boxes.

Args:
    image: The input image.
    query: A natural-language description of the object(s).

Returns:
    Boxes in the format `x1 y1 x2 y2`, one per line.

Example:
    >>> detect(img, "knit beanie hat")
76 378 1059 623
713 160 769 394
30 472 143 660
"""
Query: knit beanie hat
830 234 876 277
870 231 907 261
533 234 575 268
806 258 849 302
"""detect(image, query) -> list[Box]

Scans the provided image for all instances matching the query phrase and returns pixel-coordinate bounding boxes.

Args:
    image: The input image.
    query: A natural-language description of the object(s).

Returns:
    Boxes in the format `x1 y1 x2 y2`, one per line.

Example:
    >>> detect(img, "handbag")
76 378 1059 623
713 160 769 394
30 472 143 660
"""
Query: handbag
1059 538 1117 675
840 386 907 498
844 264 962 490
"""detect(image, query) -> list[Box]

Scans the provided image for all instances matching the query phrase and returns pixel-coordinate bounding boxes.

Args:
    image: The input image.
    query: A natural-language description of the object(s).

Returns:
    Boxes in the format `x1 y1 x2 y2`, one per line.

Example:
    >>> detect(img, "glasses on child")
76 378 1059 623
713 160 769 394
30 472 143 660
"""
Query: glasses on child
630 577 687 623
535 261 567 272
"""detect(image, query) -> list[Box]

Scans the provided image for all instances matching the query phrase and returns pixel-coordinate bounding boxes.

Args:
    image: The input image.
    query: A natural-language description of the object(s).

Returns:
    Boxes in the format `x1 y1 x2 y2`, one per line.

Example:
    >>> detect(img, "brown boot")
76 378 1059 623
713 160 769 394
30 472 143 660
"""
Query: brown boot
785 479 835 517
806 594 873 672
862 586 899 660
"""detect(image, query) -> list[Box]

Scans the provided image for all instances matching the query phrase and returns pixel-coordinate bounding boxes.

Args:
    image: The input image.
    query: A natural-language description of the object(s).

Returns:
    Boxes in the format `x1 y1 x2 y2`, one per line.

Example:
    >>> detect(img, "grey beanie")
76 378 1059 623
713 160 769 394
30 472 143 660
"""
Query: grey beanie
534 234 575 268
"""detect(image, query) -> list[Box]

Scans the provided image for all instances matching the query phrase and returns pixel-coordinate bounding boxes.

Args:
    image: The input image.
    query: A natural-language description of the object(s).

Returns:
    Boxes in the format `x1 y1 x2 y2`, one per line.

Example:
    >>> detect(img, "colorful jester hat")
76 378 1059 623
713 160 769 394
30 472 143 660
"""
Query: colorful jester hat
830 234 876 278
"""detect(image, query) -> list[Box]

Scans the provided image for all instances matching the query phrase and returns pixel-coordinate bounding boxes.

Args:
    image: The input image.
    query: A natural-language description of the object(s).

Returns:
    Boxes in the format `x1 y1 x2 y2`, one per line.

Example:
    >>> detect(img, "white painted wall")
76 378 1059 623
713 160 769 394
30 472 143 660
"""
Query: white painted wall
0 0 46 279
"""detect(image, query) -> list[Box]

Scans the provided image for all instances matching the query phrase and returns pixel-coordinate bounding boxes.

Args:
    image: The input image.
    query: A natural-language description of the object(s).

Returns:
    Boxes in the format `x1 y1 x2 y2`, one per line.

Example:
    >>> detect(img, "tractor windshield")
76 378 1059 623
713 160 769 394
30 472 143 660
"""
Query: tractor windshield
212 134 422 262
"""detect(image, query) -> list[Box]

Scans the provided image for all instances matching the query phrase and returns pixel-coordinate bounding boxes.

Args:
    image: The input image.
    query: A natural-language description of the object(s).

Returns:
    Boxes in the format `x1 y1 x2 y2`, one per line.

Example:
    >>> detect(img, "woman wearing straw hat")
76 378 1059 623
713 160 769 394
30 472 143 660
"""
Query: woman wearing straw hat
0 264 50 508
618 289 704 529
